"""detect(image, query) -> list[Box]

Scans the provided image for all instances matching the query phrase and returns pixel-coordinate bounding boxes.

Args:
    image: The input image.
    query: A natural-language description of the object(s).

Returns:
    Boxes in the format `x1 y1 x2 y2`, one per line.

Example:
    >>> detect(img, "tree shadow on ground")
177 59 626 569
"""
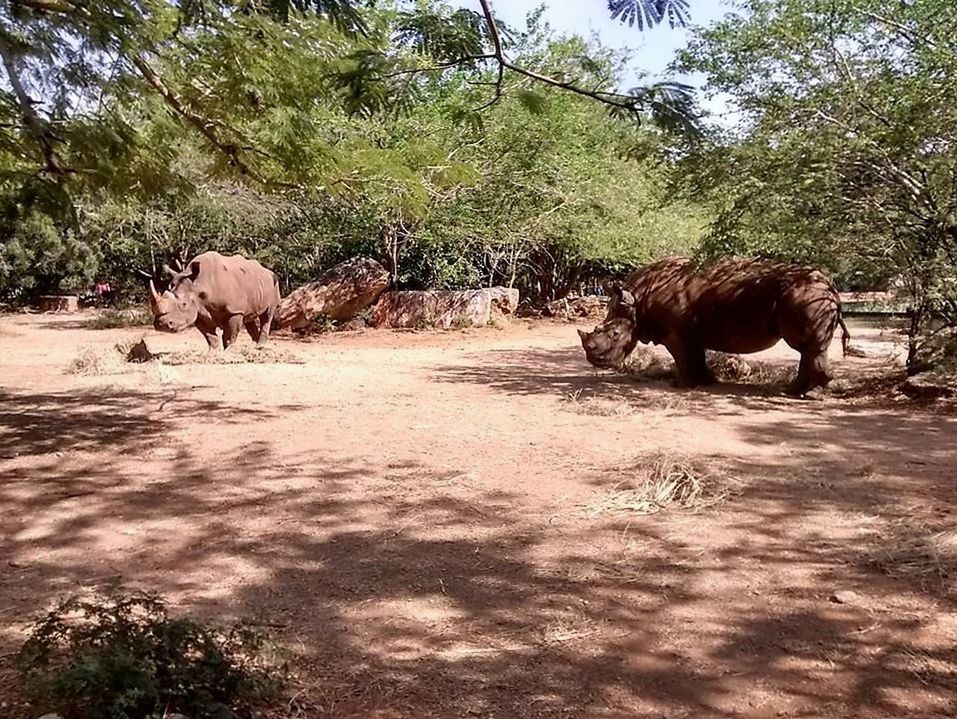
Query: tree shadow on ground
433 345 926 414
0 387 287 459
2 363 956 717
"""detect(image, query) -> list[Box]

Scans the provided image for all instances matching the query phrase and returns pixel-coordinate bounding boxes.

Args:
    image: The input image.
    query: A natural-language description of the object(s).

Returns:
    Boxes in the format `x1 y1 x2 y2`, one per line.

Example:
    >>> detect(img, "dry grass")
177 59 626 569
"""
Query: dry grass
707 351 795 386
158 344 304 365
67 344 128 376
623 347 673 380
867 519 957 597
897 648 957 690
562 389 635 417
586 453 737 517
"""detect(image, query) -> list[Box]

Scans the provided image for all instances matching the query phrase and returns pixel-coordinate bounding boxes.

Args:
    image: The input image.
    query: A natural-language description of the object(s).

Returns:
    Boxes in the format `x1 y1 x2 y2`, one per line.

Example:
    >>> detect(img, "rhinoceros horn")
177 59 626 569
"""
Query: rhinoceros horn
148 279 165 316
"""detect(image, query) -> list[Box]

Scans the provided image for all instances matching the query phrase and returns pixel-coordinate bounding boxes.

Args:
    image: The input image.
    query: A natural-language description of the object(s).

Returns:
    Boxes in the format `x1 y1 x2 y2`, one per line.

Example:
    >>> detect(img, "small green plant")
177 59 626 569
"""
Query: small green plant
17 591 287 719
309 314 336 334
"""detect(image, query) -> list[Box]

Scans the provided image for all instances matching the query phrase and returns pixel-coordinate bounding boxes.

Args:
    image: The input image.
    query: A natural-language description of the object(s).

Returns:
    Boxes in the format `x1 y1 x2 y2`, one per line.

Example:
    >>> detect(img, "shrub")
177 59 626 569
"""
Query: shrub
16 591 286 719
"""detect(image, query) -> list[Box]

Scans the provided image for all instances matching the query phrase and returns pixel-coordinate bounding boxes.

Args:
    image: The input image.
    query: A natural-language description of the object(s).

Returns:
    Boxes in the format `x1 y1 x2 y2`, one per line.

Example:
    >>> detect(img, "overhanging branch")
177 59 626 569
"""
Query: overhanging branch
473 0 654 116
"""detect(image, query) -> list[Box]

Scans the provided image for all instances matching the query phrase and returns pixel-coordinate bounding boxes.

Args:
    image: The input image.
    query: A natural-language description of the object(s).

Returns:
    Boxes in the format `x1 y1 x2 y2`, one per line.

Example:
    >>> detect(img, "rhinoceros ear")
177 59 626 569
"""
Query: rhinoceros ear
618 288 636 308
605 281 622 299
188 260 201 281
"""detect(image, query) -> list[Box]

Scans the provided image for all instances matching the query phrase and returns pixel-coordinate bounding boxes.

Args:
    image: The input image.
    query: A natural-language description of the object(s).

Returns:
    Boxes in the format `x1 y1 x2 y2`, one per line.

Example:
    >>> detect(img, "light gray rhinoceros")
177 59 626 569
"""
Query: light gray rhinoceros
148 251 281 349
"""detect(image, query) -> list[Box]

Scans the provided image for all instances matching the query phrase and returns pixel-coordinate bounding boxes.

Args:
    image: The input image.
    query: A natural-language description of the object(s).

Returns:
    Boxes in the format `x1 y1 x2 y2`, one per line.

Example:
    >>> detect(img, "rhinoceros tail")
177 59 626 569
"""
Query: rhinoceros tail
837 308 850 357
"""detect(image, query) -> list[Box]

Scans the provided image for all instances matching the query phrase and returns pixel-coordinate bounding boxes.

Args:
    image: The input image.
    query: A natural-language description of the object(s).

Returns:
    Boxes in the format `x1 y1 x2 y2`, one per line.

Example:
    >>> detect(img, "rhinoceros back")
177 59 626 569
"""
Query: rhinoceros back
620 256 840 354
192 251 280 318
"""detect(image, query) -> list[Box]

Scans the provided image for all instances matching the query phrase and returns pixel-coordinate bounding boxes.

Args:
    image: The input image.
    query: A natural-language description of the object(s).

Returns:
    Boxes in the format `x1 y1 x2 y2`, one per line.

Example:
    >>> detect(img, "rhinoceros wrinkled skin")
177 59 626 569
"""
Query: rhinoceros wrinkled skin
148 251 281 350
578 257 850 395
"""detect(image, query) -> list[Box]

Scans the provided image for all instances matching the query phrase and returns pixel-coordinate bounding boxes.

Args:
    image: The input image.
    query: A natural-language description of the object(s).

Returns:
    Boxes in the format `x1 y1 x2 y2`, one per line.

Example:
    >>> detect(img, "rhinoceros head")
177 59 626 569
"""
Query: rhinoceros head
578 283 639 371
149 260 203 333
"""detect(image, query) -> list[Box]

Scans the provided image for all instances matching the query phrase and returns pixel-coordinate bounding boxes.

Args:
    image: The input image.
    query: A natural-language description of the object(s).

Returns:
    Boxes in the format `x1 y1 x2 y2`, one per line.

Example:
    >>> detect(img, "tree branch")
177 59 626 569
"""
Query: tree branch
0 33 72 177
473 0 655 116
850 5 940 52
127 53 254 178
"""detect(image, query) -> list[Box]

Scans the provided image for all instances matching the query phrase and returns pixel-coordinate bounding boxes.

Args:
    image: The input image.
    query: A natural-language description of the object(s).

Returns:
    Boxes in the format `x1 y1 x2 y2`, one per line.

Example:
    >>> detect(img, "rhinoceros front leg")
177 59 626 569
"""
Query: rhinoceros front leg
195 316 222 351
668 337 714 388
244 318 262 344
223 315 244 349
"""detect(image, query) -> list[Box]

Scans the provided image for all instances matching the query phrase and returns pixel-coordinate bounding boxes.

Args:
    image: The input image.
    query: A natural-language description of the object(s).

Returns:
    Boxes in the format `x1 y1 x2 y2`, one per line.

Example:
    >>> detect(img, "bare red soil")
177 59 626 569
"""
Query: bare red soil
1 313 955 718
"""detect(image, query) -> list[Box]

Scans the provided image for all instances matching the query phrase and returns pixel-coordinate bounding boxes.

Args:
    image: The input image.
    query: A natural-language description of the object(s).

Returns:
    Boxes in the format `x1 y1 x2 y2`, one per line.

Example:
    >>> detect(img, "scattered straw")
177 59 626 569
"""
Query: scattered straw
897 648 957 689
586 453 736 517
707 351 795 386
867 519 957 596
159 345 304 365
623 348 673 380
562 389 635 417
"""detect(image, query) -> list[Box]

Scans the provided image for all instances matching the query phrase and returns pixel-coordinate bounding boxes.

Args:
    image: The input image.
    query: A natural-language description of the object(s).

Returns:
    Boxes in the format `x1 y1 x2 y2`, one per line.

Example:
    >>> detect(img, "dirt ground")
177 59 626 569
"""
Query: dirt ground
1 312 956 718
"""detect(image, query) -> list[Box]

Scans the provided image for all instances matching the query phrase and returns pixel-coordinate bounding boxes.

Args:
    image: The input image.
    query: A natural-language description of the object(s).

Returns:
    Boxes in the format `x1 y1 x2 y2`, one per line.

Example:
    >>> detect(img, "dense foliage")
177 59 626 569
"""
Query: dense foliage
0 0 704 304
676 0 957 368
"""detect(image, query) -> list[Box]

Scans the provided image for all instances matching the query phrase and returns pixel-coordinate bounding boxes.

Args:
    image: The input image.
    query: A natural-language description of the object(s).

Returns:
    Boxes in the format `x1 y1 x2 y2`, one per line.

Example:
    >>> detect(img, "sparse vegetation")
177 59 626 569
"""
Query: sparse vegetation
16 591 286 719
89 308 152 330
586 452 737 516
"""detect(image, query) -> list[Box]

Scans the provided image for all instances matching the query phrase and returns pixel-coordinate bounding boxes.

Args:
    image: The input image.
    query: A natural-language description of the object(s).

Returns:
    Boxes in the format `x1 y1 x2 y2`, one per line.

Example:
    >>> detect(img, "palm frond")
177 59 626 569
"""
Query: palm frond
607 0 691 31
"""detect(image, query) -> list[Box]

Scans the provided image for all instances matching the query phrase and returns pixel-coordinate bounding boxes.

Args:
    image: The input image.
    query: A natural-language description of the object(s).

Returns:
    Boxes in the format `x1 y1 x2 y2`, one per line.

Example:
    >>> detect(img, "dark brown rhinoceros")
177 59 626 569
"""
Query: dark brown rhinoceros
148 251 281 350
578 257 850 395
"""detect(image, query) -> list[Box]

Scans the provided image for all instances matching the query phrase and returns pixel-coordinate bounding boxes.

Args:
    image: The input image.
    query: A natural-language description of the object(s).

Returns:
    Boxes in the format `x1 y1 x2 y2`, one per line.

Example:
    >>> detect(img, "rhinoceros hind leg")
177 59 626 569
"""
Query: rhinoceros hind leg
223 315 244 349
256 308 275 345
788 350 831 396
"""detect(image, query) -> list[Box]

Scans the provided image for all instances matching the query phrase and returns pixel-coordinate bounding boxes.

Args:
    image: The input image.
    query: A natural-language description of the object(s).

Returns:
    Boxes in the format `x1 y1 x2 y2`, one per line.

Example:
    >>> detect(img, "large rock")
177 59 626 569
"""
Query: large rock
373 287 519 329
544 295 607 320
489 287 520 318
899 375 956 400
277 257 389 331
38 295 79 313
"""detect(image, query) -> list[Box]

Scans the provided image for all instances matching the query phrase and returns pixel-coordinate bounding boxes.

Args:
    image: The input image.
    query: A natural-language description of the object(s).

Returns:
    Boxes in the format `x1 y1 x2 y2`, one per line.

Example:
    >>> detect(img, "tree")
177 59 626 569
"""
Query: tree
0 1 700 201
675 0 957 370
64 7 705 303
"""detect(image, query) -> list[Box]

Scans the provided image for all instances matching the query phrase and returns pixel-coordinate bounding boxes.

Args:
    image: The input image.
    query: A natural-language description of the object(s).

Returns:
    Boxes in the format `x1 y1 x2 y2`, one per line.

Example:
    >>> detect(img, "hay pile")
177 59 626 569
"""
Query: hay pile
68 340 303 375
586 453 736 517
868 519 957 597
157 344 304 365
66 345 128 375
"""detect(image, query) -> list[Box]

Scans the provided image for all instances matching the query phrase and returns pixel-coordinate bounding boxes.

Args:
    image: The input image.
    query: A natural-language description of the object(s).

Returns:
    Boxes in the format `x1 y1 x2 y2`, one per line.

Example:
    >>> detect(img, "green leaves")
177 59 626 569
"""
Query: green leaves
394 6 490 62
677 0 957 366
515 88 547 115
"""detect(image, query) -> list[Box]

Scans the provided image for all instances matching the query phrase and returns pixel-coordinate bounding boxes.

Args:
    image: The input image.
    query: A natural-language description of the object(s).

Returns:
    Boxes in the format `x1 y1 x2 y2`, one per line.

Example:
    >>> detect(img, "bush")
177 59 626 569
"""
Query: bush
16 592 287 719
90 308 153 329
